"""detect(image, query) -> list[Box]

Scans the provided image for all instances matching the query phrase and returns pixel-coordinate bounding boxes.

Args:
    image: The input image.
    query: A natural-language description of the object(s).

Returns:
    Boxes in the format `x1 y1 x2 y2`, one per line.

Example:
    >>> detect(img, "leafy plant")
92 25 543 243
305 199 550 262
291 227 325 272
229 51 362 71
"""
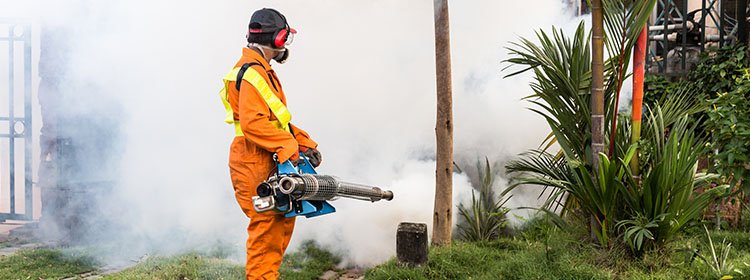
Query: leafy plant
568 150 635 245
504 22 595 163
502 0 722 253
508 148 635 246
620 110 725 252
645 45 748 106
503 0 657 242
456 158 510 241
616 214 662 253
705 70 750 192
601 0 657 152
689 45 748 100
691 226 743 279
643 75 681 106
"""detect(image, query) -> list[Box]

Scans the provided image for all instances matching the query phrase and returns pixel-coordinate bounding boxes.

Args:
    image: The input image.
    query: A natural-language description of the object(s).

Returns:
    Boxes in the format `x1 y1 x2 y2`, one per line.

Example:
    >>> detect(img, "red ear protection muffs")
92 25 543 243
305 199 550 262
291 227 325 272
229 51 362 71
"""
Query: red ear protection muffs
273 28 289 48
247 8 295 48
269 9 291 48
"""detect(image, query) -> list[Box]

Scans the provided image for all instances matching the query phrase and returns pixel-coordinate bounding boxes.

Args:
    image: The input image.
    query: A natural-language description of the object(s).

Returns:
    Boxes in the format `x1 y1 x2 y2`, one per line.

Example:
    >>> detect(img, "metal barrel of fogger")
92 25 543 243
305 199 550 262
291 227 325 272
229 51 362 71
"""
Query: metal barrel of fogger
278 174 394 202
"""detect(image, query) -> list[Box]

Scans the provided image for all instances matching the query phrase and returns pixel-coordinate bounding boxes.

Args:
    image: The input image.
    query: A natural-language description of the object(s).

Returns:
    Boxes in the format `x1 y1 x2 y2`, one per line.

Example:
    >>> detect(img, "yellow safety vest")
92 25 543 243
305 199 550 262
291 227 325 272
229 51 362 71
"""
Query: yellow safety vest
219 64 292 136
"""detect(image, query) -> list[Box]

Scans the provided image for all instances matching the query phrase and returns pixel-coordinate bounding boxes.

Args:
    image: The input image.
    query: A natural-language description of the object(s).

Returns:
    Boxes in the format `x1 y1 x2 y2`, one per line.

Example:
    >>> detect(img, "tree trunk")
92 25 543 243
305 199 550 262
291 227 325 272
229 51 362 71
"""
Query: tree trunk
432 0 454 246
591 0 605 166
590 0 605 241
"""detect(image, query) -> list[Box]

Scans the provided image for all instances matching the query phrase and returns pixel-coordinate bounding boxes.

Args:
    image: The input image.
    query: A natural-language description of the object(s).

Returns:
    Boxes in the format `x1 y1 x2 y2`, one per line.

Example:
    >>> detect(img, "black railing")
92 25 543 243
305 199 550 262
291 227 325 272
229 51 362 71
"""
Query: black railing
0 19 33 222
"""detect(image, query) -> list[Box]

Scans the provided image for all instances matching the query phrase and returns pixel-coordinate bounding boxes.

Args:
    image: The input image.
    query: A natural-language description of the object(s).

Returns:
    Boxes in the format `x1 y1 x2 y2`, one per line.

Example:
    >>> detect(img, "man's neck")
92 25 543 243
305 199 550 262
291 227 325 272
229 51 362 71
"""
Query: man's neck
248 44 273 63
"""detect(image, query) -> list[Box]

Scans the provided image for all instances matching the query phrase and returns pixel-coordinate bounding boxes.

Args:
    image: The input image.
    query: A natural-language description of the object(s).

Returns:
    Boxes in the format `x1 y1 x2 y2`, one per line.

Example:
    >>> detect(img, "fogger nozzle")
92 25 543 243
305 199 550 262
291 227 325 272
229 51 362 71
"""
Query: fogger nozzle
278 174 393 202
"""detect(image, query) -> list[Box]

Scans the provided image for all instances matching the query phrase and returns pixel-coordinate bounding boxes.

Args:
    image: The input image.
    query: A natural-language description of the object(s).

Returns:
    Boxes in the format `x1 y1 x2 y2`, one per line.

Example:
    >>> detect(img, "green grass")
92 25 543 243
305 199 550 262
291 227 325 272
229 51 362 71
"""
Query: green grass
103 241 340 279
366 221 750 280
5 229 750 279
103 241 339 279
0 240 340 280
102 253 244 280
0 248 97 279
279 240 342 280
366 238 610 280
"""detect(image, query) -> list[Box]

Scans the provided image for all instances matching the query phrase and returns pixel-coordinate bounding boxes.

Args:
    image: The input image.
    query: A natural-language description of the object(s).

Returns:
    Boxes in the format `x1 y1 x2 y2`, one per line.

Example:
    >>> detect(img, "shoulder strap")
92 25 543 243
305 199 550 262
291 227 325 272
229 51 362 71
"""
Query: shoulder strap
235 62 263 91
232 63 292 132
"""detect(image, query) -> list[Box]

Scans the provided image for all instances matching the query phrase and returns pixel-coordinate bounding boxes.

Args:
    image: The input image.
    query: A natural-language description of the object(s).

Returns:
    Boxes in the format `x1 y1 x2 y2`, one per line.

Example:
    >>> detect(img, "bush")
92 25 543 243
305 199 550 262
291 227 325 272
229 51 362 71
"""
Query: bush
705 71 750 192
456 158 510 241
618 113 724 254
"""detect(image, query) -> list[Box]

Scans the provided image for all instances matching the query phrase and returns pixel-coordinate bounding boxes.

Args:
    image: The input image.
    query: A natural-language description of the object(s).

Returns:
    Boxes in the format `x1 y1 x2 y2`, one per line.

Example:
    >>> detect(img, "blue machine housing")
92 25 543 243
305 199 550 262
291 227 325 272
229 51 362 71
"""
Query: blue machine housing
276 153 336 218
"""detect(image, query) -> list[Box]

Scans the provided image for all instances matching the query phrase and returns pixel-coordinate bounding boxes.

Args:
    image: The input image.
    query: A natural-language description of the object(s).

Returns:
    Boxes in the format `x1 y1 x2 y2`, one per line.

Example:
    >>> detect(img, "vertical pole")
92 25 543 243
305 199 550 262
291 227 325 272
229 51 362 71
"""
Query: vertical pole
591 0 605 166
24 24 33 219
8 24 16 215
720 0 726 46
738 0 748 46
663 1 670 74
682 0 688 73
432 0 454 246
702 0 707 51
591 0 605 242
631 26 647 177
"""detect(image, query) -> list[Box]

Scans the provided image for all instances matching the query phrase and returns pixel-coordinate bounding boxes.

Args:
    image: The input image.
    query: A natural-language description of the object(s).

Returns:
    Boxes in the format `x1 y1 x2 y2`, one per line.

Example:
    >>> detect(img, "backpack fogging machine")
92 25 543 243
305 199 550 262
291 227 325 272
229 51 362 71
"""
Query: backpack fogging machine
252 153 394 218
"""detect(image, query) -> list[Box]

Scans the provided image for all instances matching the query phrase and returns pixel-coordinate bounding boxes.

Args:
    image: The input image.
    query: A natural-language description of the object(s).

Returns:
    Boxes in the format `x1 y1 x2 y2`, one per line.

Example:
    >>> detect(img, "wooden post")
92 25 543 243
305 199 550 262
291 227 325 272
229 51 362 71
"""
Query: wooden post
432 0 454 246
397 222 428 266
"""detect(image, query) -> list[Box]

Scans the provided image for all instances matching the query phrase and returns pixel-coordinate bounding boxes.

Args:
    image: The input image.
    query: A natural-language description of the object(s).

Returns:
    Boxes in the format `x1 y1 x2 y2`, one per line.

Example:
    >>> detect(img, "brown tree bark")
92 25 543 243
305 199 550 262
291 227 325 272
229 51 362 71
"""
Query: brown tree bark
431 0 454 246
591 0 605 166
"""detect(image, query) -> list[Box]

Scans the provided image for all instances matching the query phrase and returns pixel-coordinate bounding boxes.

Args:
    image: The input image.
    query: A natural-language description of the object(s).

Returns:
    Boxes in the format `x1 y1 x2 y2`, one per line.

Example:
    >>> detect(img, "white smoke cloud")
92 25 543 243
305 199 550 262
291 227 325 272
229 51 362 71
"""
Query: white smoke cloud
0 0 588 268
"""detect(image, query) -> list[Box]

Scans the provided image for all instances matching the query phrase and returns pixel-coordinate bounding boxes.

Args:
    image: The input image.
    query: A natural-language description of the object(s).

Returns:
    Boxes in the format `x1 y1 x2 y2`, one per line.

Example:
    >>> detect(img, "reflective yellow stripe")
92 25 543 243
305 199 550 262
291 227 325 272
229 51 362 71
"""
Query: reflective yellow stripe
219 65 292 136
219 86 234 124
239 68 292 130
234 121 244 137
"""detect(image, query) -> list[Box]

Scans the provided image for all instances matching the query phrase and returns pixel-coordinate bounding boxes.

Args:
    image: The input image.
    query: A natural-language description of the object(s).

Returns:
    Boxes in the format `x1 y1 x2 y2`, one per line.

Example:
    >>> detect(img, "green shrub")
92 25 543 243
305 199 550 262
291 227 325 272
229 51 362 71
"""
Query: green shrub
456 158 510 241
705 71 750 192
619 112 725 254
689 45 748 99
687 226 747 279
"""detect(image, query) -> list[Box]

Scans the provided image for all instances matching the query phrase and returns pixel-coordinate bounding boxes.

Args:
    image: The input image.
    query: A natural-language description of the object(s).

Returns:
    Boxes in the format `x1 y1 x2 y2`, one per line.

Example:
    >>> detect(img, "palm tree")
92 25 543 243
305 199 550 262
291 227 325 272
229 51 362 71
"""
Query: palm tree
503 0 657 246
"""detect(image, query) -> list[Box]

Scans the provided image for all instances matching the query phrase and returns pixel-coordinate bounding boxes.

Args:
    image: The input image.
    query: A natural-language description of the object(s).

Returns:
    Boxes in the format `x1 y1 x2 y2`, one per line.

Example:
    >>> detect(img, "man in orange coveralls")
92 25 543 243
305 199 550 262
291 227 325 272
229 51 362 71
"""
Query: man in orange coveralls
219 8 322 280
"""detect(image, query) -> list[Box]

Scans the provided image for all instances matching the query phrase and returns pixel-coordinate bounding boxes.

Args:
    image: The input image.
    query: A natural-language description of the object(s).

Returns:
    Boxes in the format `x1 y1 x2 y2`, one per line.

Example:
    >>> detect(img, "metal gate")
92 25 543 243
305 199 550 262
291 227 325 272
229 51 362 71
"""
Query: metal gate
0 19 33 222
647 0 749 76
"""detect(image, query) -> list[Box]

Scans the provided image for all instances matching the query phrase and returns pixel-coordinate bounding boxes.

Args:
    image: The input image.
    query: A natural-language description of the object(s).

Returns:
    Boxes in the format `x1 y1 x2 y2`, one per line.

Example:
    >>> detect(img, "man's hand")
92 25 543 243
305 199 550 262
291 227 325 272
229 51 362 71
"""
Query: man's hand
287 152 300 166
301 147 322 167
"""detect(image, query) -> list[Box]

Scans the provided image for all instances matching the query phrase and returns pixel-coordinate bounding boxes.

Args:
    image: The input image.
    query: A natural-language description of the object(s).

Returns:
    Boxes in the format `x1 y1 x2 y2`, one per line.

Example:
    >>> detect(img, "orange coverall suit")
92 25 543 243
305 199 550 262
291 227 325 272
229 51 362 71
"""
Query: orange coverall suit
227 48 317 279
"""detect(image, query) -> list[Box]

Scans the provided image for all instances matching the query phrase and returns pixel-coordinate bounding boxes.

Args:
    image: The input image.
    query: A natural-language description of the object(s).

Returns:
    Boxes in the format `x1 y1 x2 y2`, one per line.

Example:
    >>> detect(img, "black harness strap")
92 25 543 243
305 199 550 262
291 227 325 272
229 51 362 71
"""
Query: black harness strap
235 61 279 92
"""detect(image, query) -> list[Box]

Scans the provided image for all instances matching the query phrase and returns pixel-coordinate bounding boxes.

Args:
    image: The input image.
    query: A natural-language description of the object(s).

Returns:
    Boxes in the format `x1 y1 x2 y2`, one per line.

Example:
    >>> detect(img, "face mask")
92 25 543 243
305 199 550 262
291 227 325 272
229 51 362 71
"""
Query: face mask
249 43 290 64
273 48 290 64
